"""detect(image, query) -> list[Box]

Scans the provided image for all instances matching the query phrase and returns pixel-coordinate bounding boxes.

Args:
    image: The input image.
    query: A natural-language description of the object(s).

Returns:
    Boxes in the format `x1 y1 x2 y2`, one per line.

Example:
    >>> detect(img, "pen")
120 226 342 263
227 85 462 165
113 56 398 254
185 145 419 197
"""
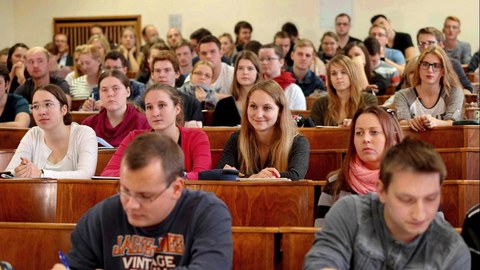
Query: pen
58 251 71 270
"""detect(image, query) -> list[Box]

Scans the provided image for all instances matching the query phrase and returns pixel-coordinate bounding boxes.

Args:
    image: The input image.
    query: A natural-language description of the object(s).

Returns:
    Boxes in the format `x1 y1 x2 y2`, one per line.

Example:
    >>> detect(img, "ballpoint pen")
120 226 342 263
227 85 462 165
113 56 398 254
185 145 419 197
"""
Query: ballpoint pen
58 251 71 270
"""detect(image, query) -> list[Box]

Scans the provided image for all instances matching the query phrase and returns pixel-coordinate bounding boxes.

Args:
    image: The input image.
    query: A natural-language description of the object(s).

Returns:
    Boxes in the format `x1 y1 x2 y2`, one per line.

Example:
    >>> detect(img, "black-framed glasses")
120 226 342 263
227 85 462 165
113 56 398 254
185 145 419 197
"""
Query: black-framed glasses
118 180 173 204
419 61 443 72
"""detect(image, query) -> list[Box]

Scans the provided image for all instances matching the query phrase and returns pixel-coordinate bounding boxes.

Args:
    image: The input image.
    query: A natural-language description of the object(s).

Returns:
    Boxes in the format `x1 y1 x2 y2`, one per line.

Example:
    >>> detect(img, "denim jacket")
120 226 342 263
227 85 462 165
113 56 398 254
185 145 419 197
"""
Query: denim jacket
303 193 470 270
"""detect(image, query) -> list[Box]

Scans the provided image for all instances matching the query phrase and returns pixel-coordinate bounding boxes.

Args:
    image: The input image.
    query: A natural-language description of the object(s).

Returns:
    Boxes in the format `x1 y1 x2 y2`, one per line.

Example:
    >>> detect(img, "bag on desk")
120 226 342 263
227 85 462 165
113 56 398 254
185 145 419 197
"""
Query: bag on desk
198 169 239 181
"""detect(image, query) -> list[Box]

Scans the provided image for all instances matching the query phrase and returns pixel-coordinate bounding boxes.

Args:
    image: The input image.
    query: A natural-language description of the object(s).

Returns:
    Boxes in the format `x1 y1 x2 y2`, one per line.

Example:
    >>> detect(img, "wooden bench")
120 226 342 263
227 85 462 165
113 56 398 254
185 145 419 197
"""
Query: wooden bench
0 149 15 171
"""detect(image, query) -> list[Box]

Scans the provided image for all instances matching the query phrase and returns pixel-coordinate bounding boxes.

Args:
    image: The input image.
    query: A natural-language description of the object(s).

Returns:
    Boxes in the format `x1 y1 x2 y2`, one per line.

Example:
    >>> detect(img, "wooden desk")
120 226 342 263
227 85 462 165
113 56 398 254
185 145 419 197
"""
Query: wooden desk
442 180 479 227
0 149 15 171
71 111 98 124
0 179 321 227
0 127 28 149
71 98 87 111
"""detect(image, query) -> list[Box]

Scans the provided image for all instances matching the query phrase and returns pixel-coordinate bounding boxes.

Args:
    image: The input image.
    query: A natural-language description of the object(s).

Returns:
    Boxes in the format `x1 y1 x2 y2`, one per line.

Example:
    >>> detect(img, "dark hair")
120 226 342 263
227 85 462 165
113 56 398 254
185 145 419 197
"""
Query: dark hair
231 50 262 100
332 106 404 197
198 35 221 51
7 43 29 71
144 83 184 125
122 132 185 185
90 24 104 33
380 137 446 191
142 24 156 36
105 50 128 68
151 50 180 73
370 14 388 24
274 31 290 41
0 64 11 83
189 28 212 42
32 84 72 125
363 37 381 56
244 40 262 55
343 41 373 80
416 27 445 43
98 69 130 89
281 22 298 39
336 13 351 22
234 21 253 35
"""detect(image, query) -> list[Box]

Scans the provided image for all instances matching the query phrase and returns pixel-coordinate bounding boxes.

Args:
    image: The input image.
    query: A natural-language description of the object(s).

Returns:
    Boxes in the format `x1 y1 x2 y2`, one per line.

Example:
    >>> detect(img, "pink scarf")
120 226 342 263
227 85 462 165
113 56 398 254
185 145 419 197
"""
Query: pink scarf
347 155 380 194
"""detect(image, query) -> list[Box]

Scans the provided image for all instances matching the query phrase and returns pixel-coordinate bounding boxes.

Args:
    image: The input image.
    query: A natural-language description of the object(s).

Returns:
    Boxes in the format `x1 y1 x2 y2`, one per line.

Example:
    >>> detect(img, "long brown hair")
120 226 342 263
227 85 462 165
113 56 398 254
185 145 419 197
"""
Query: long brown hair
144 83 184 126
231 50 262 101
238 80 296 174
331 106 404 198
325 54 364 125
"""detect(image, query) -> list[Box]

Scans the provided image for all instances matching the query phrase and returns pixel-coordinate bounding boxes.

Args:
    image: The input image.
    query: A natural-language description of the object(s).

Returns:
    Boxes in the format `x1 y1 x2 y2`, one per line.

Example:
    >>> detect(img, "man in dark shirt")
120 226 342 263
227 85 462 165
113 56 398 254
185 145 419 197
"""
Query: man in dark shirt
52 133 232 269
14 47 70 104
287 39 325 96
335 13 361 50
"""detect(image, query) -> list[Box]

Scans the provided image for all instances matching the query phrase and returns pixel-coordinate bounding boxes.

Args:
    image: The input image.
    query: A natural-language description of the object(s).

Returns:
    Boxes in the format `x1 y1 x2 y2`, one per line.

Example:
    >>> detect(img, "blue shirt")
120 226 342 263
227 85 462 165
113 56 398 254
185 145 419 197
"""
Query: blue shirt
287 67 325 97
385 47 406 65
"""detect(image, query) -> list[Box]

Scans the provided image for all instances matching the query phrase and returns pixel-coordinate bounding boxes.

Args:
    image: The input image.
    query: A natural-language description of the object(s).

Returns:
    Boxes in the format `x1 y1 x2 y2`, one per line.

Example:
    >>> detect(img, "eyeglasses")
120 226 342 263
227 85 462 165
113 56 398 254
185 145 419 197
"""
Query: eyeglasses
259 57 279 62
30 102 59 111
417 41 437 48
419 61 443 71
192 71 212 79
118 181 172 204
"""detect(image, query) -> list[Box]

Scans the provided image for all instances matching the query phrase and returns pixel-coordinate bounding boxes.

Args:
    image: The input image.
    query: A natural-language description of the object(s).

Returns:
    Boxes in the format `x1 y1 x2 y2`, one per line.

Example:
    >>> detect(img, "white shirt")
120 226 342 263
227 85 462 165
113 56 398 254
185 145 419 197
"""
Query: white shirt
6 122 98 179
285 83 307 110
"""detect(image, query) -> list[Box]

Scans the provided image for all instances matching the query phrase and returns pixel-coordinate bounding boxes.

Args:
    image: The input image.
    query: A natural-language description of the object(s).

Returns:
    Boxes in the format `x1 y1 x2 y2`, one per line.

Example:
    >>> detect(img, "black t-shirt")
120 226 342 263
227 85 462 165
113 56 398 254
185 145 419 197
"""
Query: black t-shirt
14 76 70 103
66 189 233 269
389 31 414 57
0 94 29 122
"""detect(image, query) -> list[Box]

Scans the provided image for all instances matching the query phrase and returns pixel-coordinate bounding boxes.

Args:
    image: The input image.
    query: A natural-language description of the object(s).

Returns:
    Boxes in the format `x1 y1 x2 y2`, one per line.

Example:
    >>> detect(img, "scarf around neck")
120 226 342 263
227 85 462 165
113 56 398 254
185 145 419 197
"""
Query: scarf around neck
347 155 380 194
273 71 296 90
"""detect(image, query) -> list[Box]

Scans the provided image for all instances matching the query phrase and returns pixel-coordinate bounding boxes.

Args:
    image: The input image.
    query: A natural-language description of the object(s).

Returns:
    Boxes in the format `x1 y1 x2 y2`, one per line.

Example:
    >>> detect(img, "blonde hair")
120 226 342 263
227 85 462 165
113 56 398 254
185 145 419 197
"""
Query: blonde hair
72 44 86 79
238 80 297 174
325 54 364 125
412 46 462 96
88 34 111 55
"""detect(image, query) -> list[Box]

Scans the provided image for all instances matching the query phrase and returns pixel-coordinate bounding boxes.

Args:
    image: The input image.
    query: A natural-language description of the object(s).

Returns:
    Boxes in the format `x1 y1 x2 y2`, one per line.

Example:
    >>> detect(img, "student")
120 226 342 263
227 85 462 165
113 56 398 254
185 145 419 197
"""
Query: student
87 34 111 62
287 38 326 97
258 44 306 110
81 50 146 110
82 70 149 147
442 16 472 64
415 26 472 92
334 13 361 49
14 47 71 104
310 55 377 126
0 64 30 127
52 133 232 269
219 33 237 64
196 35 234 98
173 39 194 77
70 45 102 99
101 84 211 180
363 37 400 94
315 106 403 227
462 204 480 269
371 14 415 60
234 21 253 52
217 79 309 180
6 84 97 179
166 27 182 48
304 137 471 269
178 60 216 109
213 50 262 126
369 24 406 75
117 27 140 73
394 46 464 132
148 50 203 126
344 41 390 95
6 43 29 93
318 32 339 64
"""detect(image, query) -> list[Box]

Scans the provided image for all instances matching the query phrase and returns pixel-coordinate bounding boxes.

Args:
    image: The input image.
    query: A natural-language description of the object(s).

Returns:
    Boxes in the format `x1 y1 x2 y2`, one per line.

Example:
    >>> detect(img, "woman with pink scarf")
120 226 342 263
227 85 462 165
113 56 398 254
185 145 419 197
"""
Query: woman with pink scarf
314 106 403 227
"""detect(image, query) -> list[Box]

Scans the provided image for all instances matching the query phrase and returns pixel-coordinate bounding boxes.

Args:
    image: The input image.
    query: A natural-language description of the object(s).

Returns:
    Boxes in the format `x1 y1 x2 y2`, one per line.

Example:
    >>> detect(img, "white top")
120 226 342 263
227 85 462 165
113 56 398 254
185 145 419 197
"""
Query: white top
65 71 75 86
6 122 98 179
285 83 307 110
70 75 95 99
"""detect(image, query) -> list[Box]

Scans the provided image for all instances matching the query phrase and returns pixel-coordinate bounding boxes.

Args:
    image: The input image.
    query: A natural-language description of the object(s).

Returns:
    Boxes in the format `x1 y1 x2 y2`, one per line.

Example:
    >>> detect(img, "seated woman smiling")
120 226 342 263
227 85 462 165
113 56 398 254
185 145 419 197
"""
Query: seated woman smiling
216 79 309 180
6 84 97 179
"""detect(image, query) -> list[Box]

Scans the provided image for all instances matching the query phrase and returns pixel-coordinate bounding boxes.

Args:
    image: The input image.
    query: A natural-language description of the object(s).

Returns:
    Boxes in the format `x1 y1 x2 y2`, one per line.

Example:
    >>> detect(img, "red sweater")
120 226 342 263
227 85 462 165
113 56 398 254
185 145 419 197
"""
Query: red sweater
101 126 212 180
82 104 150 147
